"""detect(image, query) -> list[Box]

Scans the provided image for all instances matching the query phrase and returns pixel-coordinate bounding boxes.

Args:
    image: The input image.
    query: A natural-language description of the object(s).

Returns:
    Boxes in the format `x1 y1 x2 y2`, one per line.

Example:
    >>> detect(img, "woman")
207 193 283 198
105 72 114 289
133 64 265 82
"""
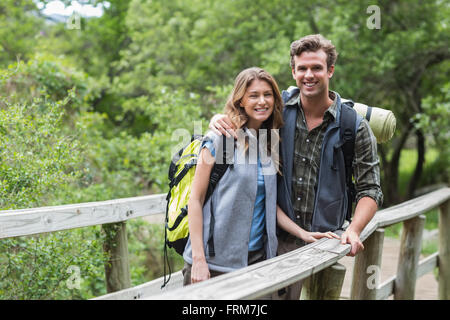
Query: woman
182 67 338 285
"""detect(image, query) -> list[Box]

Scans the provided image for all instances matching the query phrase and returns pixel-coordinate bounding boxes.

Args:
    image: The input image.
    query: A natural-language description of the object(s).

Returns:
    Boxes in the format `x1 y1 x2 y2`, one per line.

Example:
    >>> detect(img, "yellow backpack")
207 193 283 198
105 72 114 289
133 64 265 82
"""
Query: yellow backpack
162 134 229 287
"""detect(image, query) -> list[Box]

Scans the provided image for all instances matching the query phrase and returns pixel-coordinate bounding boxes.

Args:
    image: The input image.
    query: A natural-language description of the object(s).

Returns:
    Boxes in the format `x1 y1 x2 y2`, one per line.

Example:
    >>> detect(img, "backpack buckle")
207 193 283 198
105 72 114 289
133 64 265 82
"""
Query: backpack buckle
343 128 353 142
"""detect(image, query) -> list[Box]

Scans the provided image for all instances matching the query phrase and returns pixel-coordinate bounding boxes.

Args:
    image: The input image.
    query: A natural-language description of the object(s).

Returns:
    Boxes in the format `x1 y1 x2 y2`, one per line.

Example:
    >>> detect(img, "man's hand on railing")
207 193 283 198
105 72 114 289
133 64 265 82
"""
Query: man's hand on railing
340 228 364 257
341 196 378 256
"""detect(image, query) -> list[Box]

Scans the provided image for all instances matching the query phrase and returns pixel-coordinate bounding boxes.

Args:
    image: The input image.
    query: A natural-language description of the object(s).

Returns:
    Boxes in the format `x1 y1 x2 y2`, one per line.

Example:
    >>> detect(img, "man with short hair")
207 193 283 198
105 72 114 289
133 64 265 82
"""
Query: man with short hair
210 34 383 299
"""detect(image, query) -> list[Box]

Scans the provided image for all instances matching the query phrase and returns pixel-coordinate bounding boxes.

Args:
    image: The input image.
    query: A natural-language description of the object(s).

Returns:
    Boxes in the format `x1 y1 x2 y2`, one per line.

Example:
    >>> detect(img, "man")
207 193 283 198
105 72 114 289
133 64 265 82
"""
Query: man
210 34 383 299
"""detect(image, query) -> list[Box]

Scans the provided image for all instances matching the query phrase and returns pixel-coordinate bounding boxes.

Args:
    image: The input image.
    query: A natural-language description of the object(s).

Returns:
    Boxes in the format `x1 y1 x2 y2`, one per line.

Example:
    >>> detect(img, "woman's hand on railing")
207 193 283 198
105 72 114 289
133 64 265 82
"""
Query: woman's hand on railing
191 260 211 284
276 205 340 244
299 230 341 243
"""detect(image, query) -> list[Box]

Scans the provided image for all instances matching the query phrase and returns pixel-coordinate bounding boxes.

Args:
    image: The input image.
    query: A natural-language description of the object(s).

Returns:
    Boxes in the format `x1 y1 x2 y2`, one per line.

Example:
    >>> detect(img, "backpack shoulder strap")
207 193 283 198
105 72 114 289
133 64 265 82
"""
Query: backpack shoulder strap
340 100 357 159
340 100 358 222
205 135 231 201
206 135 233 257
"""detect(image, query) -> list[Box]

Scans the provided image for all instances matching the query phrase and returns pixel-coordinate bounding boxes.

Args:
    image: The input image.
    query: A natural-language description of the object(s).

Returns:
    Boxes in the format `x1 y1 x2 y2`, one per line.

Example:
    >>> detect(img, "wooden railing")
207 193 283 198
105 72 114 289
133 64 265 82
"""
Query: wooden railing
1 187 449 300
0 194 167 293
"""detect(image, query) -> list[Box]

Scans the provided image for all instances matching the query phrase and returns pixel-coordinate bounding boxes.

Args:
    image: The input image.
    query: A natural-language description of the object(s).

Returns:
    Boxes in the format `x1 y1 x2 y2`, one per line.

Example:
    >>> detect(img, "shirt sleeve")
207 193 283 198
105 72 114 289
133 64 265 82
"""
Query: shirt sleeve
200 130 223 159
353 119 384 208
200 139 216 158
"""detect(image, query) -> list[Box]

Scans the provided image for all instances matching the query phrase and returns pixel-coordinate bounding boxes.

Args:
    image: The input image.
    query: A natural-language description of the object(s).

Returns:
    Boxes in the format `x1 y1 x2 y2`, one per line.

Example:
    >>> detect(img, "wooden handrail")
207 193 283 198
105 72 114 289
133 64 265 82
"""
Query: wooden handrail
359 187 450 241
1 187 449 300
0 194 166 239
103 187 450 300
0 193 166 294
2 188 447 242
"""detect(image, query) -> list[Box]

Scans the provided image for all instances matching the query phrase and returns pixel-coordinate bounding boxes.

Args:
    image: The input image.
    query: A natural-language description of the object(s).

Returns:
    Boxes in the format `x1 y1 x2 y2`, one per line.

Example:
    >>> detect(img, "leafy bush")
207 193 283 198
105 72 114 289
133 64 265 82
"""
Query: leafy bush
74 87 205 197
0 57 196 299
0 228 107 299
0 92 83 209
0 58 109 299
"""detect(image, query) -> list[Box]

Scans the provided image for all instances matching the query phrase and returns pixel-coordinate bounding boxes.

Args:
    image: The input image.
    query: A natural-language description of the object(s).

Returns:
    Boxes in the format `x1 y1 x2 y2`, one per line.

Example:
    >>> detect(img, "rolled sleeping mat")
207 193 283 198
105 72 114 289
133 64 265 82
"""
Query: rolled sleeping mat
342 99 396 143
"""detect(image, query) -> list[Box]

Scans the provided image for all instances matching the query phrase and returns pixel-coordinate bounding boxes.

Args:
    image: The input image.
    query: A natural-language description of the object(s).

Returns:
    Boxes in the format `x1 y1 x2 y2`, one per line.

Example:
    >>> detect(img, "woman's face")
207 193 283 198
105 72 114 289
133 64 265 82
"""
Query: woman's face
240 79 274 130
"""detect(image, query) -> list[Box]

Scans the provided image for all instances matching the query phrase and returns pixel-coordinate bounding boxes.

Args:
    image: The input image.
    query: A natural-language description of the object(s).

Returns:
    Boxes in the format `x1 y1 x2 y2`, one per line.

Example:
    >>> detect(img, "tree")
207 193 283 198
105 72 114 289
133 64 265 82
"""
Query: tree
0 0 42 66
325 0 449 204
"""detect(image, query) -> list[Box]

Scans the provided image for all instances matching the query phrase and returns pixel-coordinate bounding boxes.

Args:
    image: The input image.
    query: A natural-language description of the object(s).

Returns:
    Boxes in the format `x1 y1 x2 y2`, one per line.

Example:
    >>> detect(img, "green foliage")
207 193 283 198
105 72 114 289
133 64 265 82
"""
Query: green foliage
0 91 83 209
115 0 311 110
0 56 109 299
0 54 202 298
0 54 97 208
0 0 448 299
412 83 450 184
127 220 184 284
0 228 107 299
0 0 42 66
71 87 204 197
2 54 94 110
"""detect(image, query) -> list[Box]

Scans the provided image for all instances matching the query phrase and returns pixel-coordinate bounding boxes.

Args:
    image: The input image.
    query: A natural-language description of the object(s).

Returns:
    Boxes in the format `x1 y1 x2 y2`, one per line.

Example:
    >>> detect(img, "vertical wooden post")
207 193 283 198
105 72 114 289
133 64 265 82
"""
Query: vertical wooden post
300 262 346 300
439 200 450 300
102 222 131 293
394 215 425 300
350 228 384 300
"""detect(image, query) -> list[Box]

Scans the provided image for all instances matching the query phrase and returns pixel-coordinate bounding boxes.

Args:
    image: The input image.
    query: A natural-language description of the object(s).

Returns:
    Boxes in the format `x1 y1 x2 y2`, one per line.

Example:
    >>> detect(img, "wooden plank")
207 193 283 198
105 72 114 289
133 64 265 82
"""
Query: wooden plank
145 238 351 300
351 229 385 300
1 188 449 300
301 262 346 300
353 188 450 244
394 215 425 300
141 189 449 300
376 275 396 300
94 247 439 301
374 188 450 228
92 271 184 300
0 194 166 239
375 252 438 300
0 188 448 241
439 199 450 299
142 190 447 301
103 222 131 293
417 252 439 278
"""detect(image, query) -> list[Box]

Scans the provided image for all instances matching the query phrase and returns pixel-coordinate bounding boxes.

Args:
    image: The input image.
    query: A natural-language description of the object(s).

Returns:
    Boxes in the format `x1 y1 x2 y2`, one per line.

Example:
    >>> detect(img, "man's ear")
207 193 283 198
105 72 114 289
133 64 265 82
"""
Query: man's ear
327 65 335 78
291 67 296 79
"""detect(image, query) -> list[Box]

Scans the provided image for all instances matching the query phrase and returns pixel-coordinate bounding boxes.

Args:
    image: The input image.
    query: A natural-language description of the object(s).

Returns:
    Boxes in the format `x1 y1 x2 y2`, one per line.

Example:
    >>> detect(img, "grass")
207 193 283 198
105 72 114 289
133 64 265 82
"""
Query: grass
397 148 439 200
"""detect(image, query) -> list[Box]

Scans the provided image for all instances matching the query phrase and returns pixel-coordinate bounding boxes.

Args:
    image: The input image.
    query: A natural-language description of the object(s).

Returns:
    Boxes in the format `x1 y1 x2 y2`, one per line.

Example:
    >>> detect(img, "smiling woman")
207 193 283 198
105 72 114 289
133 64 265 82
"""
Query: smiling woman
240 79 275 131
224 67 284 133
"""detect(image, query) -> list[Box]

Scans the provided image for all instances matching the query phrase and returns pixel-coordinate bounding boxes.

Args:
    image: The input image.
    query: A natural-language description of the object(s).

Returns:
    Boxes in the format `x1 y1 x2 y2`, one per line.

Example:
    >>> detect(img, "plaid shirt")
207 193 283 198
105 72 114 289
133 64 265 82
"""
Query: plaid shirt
291 91 383 238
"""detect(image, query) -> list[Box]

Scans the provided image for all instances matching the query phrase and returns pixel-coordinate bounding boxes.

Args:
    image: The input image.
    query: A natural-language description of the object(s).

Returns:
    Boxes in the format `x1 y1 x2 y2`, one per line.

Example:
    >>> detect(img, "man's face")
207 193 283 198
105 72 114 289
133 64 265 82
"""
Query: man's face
291 49 334 99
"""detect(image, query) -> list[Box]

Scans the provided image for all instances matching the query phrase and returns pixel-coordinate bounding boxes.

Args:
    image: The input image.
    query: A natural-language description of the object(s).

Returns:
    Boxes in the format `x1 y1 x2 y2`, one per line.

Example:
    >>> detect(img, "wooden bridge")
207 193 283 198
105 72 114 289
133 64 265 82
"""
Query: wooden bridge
1 187 449 300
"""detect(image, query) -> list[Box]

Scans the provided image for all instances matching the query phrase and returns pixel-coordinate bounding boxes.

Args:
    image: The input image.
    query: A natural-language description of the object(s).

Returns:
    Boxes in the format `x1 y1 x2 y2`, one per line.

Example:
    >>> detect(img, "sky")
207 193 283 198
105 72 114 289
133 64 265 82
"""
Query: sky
37 1 106 17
